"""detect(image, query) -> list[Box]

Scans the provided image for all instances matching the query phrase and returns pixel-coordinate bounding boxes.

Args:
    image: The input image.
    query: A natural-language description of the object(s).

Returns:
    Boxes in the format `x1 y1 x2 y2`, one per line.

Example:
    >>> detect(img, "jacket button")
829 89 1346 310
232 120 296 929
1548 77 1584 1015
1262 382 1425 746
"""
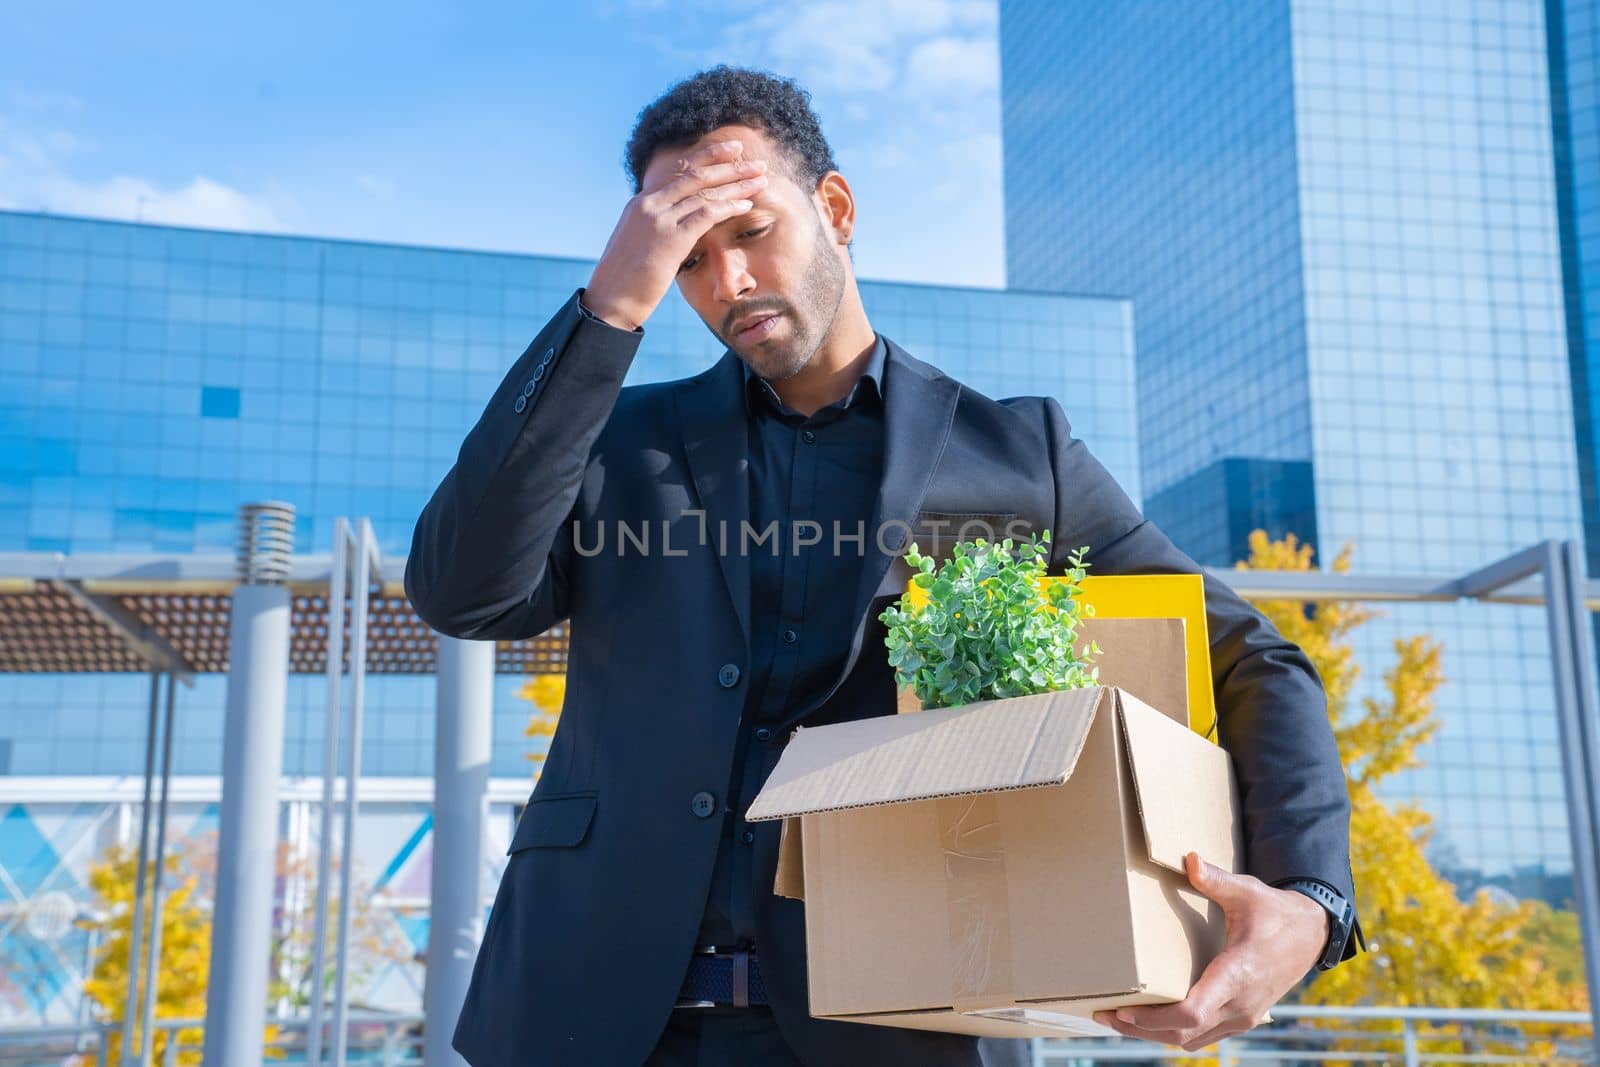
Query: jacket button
522 378 537 397
541 347 554 366
741 830 755 844
718 663 741 687
691 791 717 818
513 395 527 413
755 727 773 743
782 628 797 644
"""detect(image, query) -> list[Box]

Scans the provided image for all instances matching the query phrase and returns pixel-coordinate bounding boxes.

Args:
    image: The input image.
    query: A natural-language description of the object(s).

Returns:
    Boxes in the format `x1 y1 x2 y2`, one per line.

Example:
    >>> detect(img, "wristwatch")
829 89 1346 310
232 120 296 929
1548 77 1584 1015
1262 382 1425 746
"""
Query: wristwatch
1275 878 1364 971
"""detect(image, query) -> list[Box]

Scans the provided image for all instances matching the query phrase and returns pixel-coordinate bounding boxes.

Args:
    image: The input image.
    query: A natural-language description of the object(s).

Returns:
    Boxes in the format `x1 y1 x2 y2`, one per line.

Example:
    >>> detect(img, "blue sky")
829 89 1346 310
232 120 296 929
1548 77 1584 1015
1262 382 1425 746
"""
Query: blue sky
0 0 1005 287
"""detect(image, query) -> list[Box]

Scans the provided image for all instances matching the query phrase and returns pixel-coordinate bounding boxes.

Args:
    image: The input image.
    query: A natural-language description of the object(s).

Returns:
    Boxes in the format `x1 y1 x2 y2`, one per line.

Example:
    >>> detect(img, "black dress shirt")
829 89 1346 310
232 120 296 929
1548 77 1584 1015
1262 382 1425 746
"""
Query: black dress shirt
694 333 889 949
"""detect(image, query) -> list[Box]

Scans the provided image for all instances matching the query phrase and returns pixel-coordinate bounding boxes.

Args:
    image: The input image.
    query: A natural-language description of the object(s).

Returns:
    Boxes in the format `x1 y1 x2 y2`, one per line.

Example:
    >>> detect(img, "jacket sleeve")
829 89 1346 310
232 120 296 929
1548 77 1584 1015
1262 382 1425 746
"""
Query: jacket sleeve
1041 395 1362 947
404 287 644 641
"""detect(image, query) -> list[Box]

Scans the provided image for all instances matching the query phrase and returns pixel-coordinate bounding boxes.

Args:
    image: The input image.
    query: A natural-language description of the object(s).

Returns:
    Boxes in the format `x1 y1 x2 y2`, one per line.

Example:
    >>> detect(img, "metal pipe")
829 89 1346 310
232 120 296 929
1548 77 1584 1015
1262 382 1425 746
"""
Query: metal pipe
424 637 494 1067
331 519 377 1067
136 672 177 1067
307 517 350 1067
120 670 161 1061
201 503 294 1067
1540 539 1600 1061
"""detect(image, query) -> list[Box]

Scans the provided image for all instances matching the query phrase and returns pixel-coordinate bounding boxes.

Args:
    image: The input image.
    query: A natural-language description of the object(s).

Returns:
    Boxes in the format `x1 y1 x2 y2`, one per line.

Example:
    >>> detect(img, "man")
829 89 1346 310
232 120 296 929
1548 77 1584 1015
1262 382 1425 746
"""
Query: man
405 65 1363 1067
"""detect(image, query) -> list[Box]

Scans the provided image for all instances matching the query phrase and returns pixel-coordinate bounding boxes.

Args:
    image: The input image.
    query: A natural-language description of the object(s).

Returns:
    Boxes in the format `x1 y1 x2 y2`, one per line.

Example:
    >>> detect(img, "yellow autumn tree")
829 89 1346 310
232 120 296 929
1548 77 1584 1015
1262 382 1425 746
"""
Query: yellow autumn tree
1239 530 1587 1055
81 844 212 1066
521 672 567 768
81 832 409 1064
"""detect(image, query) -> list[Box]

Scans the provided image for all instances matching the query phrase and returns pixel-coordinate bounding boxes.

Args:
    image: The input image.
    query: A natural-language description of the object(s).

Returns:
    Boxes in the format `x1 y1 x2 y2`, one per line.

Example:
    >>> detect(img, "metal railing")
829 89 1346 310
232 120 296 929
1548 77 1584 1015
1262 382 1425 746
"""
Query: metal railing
0 1006 1589 1067
1034 1006 1596 1066
0 1012 423 1067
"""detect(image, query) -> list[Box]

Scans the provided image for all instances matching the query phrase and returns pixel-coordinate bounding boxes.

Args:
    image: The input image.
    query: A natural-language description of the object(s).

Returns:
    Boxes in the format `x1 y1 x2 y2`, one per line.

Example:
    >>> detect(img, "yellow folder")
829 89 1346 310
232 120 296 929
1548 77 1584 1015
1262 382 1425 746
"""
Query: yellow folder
899 571 1216 742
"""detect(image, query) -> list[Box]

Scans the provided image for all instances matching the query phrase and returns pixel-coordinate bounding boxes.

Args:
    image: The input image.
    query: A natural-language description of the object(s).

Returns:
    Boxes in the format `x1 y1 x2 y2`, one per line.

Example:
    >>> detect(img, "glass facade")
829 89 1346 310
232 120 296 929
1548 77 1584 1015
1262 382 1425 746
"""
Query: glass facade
1002 0 1584 900
0 208 1142 1022
1550 0 1600 581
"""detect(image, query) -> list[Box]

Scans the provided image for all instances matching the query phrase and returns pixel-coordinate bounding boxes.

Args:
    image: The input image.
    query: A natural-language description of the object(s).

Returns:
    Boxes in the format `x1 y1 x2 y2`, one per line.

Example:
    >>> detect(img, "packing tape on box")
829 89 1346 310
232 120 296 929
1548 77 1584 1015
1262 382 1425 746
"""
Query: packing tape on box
936 793 1016 1012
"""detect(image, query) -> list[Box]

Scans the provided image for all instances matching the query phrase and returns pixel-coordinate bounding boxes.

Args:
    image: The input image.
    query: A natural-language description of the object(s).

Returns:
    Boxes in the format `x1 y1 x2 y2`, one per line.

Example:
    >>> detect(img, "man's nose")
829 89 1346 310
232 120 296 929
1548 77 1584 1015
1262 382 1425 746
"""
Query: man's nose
711 249 755 306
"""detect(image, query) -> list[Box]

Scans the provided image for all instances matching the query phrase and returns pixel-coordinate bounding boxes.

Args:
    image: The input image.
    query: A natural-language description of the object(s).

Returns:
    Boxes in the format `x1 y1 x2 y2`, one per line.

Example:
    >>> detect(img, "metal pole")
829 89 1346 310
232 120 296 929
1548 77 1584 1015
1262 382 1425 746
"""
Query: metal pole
1540 539 1600 1059
424 637 494 1067
308 518 350 1067
331 518 377 1067
136 672 177 1067
120 670 161 1061
202 503 294 1067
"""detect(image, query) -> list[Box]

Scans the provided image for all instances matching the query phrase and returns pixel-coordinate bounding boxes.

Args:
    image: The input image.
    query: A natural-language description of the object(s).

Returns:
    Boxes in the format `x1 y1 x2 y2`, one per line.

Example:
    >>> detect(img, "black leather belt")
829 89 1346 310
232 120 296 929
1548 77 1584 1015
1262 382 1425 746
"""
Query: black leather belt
676 945 769 1008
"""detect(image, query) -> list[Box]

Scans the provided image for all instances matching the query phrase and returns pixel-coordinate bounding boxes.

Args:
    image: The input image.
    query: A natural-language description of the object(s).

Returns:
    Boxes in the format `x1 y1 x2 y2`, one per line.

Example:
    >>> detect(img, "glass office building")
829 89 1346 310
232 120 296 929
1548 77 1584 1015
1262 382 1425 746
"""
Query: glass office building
1550 0 1600 581
0 208 1140 1022
1002 0 1585 900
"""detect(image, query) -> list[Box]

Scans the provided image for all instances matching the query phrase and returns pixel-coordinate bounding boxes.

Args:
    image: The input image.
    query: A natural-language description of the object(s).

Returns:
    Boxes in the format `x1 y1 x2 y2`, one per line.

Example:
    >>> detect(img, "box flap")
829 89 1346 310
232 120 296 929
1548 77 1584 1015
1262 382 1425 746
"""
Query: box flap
774 816 805 900
746 687 1110 822
1116 690 1242 876
1074 616 1188 729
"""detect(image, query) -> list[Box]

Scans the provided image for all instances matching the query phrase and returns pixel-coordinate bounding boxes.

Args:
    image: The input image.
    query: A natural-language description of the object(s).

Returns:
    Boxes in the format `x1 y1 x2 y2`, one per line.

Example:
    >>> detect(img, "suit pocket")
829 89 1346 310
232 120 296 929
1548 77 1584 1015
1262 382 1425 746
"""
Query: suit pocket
507 791 598 853
909 510 1022 559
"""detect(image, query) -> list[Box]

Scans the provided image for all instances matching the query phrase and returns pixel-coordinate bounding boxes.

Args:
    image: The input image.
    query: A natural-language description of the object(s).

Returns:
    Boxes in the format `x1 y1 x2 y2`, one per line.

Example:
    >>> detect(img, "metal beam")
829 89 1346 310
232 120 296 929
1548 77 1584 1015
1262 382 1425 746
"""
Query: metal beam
52 580 198 684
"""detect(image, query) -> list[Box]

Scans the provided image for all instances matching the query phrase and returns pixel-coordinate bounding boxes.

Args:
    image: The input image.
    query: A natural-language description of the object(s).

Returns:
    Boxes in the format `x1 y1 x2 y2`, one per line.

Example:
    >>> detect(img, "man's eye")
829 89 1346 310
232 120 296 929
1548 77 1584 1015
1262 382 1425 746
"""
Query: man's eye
679 227 770 274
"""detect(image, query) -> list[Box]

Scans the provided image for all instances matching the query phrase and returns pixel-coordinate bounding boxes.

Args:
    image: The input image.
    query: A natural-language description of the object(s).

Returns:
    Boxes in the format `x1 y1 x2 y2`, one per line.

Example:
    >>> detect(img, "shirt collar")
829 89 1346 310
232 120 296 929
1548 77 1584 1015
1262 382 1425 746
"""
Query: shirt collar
741 331 887 419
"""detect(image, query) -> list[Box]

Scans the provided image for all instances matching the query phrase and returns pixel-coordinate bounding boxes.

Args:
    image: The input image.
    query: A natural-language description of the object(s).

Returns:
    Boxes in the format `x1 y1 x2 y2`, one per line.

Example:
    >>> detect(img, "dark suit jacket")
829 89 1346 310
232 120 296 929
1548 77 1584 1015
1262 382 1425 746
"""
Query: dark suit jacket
405 288 1359 1067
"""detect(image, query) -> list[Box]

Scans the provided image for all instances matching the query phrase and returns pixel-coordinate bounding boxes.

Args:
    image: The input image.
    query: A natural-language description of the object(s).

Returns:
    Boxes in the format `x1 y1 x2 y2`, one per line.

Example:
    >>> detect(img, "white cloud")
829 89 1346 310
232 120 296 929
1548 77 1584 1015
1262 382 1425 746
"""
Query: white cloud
0 114 294 232
903 35 999 96
356 173 395 199
704 0 997 97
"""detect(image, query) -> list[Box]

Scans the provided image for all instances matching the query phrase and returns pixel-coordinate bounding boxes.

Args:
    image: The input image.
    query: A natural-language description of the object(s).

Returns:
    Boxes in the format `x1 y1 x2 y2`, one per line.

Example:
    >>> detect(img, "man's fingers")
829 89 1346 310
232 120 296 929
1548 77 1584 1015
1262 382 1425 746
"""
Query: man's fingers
650 153 767 208
1092 1011 1178 1045
1181 1018 1251 1053
672 191 759 235
1111 953 1239 1035
1186 850 1253 908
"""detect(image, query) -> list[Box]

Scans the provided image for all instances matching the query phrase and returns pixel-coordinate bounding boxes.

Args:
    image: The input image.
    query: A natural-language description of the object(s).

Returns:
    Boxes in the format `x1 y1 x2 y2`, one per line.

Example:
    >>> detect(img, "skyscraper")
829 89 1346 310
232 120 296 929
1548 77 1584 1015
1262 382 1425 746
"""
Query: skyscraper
1002 0 1584 899
1549 0 1600 580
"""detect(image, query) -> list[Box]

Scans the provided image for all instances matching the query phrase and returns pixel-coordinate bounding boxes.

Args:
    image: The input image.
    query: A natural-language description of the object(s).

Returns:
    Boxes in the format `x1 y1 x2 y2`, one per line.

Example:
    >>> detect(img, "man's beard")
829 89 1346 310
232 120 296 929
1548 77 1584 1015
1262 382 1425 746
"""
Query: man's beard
730 216 845 382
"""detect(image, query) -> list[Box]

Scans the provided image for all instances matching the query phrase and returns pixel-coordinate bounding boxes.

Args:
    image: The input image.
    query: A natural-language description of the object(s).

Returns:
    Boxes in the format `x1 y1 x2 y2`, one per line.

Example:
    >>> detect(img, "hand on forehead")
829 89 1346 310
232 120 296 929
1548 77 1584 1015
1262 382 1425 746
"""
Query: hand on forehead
646 126 787 191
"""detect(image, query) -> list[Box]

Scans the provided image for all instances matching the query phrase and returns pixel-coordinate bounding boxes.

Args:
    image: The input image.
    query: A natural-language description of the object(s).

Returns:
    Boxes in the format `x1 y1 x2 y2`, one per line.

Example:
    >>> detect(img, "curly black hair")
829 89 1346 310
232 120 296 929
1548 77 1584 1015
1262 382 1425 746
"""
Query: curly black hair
624 65 840 197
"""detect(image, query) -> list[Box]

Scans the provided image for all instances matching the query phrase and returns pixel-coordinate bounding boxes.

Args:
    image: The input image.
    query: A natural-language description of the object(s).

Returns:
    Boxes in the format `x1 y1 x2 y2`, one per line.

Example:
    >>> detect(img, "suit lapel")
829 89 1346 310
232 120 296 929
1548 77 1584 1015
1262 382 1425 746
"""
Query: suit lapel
675 349 753 655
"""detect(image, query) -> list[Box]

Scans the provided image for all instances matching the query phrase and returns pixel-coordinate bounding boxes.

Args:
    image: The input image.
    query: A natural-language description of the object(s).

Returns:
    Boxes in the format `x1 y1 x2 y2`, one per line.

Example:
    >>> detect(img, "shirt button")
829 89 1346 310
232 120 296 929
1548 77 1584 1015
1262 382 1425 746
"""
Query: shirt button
718 663 741 687
691 791 717 818
741 830 755 845
782 628 797 644
801 429 816 444
754 727 773 743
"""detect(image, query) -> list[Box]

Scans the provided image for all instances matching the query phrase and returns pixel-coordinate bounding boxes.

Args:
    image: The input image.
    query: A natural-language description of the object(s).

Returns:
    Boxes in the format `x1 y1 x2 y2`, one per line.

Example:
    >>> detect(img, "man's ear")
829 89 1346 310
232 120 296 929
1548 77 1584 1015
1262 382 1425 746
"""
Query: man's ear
814 170 855 245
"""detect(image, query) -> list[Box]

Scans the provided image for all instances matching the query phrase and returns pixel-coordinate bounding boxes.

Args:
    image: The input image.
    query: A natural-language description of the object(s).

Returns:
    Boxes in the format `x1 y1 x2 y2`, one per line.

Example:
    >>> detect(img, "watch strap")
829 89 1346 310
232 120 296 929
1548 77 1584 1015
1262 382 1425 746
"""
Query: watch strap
1275 877 1359 971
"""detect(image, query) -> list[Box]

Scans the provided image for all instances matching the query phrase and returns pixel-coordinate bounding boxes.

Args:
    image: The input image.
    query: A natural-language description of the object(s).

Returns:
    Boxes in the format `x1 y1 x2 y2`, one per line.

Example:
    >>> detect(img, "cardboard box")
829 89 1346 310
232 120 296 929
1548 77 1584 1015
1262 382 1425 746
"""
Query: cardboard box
746 615 1243 1040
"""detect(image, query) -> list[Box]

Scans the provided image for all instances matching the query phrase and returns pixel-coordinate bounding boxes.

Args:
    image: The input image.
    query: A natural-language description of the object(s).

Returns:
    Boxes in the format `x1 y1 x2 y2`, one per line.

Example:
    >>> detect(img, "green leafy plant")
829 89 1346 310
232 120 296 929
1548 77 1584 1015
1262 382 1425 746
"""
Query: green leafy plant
878 529 1101 710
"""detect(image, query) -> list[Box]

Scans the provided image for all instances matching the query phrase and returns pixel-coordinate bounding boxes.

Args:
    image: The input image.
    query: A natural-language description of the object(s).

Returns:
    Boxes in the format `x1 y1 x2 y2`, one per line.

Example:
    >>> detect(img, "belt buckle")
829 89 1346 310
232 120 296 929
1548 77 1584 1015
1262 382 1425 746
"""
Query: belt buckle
674 944 754 1010
675 945 725 1009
